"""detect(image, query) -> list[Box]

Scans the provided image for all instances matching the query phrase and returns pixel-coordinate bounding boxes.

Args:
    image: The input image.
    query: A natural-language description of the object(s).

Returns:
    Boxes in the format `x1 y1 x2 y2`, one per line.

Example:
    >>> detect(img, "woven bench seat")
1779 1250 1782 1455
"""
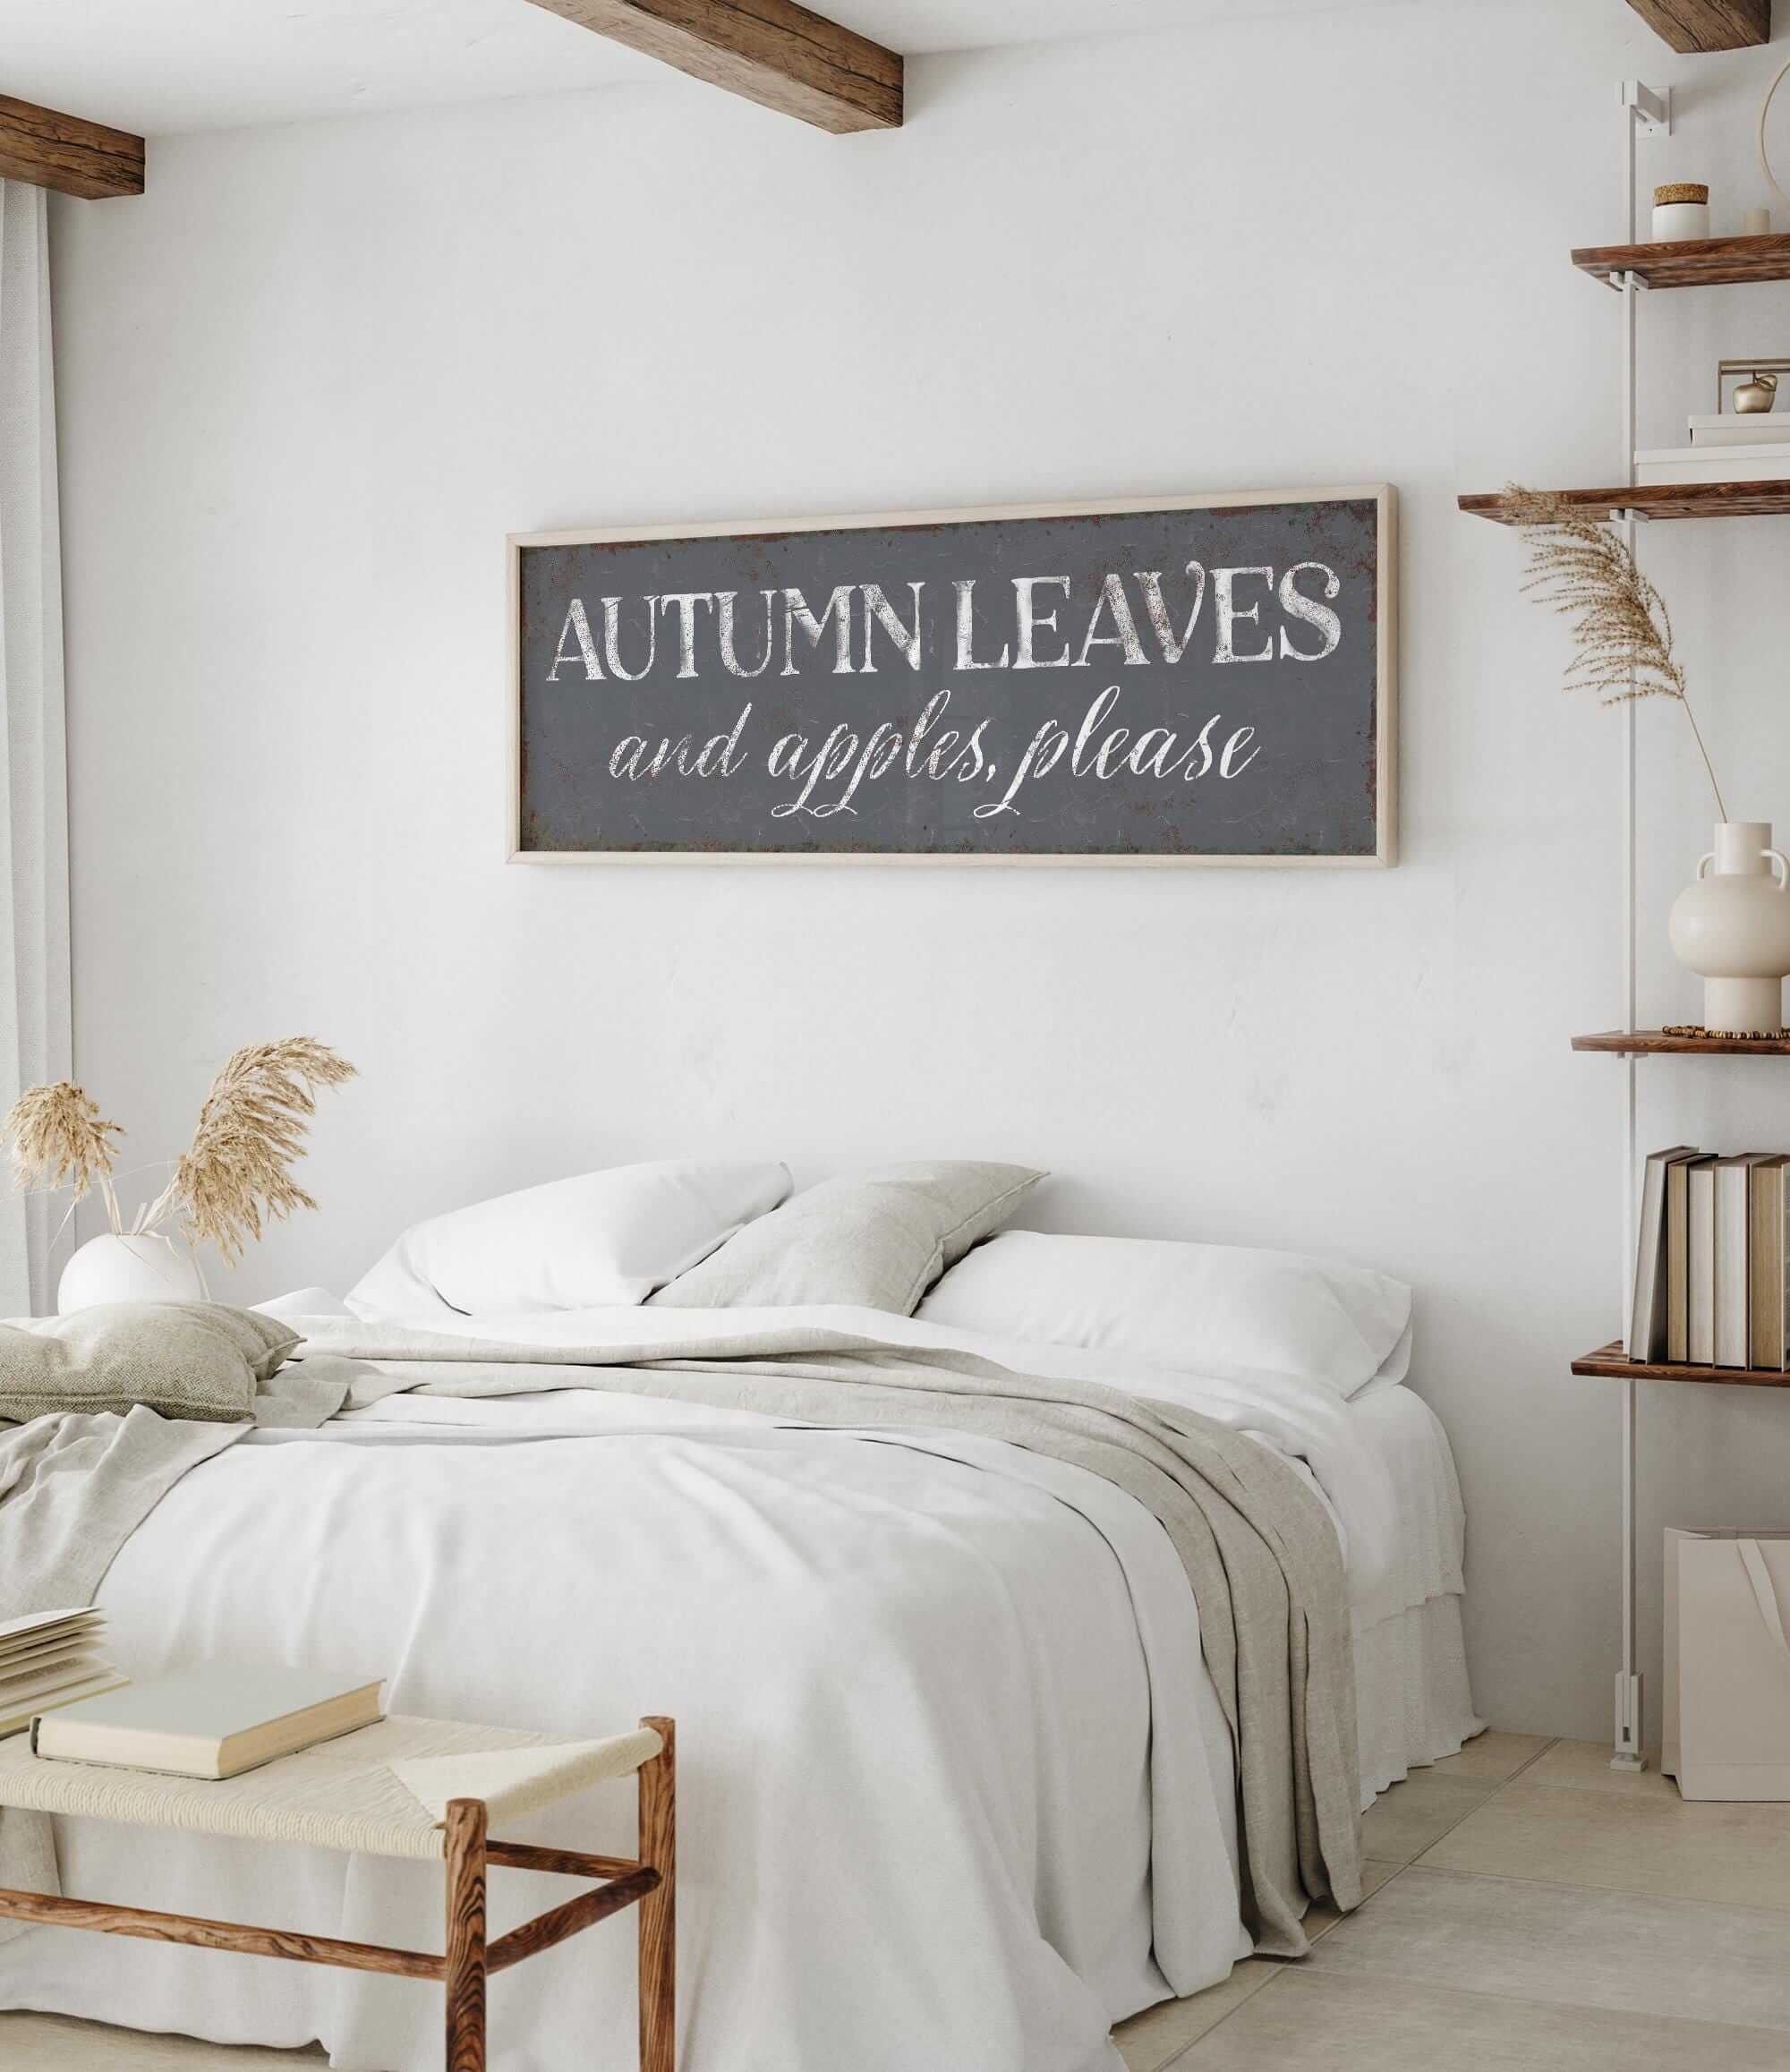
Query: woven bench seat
0 1713 662 1862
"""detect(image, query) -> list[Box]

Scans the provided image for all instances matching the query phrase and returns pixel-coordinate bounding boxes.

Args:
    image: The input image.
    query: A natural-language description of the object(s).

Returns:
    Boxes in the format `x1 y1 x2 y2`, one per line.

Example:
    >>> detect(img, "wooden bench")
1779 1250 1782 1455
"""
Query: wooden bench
0 1710 677 2072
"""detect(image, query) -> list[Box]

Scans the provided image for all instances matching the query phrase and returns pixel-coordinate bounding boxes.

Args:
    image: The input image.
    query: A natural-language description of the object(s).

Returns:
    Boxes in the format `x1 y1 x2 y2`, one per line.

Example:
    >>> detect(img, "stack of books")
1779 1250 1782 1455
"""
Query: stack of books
1635 413 1790 486
0 1609 127 1737
1630 1147 1790 1369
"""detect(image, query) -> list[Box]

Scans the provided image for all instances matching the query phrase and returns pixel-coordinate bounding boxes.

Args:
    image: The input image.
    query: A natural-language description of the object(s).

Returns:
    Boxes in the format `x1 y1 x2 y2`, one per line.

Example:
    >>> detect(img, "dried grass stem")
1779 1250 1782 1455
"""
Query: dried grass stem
1507 484 1728 819
4 1037 355 1267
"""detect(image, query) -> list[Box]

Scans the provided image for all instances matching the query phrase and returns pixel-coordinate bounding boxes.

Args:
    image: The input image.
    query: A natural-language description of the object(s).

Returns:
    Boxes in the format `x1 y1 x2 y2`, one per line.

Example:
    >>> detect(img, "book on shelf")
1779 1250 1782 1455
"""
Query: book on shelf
1688 412 1790 449
1630 1146 1700 1360
1635 444 1790 486
0 1608 127 1739
1715 1155 1773 1368
1666 1154 1716 1362
30 1665 385 1780
1688 1157 1718 1365
1750 1155 1790 1372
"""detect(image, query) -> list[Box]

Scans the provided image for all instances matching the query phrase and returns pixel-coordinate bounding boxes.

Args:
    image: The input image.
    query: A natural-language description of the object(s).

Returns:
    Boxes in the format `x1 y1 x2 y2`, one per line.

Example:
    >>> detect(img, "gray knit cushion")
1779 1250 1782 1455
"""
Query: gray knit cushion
0 1303 300 1424
649 1162 1044 1316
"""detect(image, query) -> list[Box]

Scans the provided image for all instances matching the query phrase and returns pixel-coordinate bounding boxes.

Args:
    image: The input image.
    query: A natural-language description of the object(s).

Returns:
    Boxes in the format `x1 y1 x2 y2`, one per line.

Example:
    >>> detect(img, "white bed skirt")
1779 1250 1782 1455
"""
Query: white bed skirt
1354 1590 1483 1808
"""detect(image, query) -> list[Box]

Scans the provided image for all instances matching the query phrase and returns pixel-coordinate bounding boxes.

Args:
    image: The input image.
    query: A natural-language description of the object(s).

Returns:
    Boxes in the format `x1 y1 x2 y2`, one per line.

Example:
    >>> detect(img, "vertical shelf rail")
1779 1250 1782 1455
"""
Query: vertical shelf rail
1611 79 1669 1774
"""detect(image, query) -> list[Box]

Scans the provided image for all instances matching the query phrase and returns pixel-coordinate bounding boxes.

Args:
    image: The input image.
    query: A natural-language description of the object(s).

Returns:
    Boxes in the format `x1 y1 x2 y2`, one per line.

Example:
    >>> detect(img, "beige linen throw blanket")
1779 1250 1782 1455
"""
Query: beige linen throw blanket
0 1410 247 1937
294 1313 1366 1955
0 1348 352 1940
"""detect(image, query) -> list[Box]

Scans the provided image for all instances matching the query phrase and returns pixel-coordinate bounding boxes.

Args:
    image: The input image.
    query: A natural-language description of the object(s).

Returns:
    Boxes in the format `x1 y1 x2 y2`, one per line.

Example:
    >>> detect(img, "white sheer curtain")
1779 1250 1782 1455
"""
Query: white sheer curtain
0 181 72 1315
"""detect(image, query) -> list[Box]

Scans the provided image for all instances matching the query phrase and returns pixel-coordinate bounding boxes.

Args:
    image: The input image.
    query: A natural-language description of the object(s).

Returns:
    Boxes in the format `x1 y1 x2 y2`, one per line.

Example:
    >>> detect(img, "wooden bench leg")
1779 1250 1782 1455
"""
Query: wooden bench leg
637 1717 676 2072
445 1798 488 2072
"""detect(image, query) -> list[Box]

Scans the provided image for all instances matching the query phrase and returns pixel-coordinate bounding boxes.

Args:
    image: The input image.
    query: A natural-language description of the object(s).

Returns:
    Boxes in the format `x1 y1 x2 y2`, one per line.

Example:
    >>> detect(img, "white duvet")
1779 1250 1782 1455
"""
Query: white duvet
0 1303 1471 2072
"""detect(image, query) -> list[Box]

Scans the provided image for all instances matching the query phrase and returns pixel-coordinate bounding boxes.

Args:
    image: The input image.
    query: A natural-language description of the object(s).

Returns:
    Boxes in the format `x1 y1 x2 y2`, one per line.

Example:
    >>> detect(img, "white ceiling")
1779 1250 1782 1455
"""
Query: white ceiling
0 0 1433 138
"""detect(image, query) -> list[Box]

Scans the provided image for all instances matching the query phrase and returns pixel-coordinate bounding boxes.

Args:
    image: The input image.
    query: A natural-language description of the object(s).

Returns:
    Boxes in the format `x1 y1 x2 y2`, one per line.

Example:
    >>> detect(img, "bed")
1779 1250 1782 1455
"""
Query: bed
0 1166 1479 2072
0 1329 1473 2070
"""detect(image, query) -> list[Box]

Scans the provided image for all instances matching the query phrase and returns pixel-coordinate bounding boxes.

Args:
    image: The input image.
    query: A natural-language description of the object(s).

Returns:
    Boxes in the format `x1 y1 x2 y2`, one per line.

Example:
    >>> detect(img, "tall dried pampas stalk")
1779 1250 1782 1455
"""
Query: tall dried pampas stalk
1507 483 1727 818
1 1081 124 1230
134 1038 357 1263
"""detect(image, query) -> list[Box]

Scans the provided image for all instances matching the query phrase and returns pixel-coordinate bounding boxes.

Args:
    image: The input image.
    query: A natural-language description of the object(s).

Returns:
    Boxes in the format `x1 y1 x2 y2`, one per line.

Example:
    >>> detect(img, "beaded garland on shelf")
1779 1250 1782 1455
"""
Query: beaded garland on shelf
1661 1024 1788 1040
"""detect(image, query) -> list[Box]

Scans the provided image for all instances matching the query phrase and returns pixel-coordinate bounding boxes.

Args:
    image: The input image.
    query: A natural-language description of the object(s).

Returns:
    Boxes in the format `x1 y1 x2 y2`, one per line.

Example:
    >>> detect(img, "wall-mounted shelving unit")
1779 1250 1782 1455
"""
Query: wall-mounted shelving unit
1462 481 1790 522
1573 1342 1790 1388
1571 231 1790 289
1571 1029 1790 1055
1462 79 1790 1775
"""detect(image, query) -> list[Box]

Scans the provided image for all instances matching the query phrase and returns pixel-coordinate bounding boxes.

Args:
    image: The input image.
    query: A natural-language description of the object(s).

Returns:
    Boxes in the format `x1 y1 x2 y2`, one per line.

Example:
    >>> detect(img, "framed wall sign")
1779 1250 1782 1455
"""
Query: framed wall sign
508 486 1396 865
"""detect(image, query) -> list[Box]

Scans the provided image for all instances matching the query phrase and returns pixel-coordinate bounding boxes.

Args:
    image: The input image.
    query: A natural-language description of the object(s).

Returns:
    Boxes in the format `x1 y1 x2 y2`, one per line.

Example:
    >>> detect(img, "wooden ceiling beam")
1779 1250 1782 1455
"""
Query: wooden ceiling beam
0 94 143 199
1623 0 1770 51
523 0 901 132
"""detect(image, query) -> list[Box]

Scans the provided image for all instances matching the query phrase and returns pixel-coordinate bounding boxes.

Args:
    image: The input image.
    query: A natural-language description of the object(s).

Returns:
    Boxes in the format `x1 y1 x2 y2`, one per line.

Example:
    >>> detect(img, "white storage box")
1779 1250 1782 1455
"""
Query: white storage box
1665 1527 1790 1800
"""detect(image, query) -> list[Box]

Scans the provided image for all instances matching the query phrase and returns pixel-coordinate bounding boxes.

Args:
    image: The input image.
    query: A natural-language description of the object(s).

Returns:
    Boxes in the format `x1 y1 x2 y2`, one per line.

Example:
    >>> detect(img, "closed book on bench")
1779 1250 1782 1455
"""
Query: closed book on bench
30 1666 384 1779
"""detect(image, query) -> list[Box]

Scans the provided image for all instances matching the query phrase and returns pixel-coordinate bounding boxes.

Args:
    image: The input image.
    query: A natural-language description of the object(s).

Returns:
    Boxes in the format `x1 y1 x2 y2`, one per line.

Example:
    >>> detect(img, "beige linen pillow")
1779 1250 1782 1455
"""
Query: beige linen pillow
650 1161 1044 1316
0 1303 300 1424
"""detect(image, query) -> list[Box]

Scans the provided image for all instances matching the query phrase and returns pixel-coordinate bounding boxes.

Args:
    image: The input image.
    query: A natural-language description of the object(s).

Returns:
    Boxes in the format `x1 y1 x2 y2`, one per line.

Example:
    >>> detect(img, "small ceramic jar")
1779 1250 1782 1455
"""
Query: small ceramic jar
1653 183 1710 242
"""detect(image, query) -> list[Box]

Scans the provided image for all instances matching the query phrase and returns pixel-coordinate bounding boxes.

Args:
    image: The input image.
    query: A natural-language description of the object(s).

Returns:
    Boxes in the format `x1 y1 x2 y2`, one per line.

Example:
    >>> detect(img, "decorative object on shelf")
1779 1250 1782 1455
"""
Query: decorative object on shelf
1729 366 1780 414
1745 207 1774 235
1504 486 1729 815
1637 368 1790 483
1635 441 1790 486
1654 182 1711 241
0 1039 357 1312
1660 1022 1785 1039
1504 491 1788 1035
1668 823 1790 1036
1761 55 1790 217
1690 395 1790 446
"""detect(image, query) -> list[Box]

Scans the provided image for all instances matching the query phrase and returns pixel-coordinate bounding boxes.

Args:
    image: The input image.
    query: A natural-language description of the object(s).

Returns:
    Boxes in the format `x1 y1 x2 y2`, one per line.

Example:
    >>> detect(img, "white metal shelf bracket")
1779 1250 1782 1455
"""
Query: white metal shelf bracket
1621 80 1672 136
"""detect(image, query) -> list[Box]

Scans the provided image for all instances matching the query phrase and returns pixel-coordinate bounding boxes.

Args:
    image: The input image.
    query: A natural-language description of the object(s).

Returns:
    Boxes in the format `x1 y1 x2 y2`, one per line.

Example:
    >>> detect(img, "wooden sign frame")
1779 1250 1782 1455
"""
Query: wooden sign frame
507 485 1397 867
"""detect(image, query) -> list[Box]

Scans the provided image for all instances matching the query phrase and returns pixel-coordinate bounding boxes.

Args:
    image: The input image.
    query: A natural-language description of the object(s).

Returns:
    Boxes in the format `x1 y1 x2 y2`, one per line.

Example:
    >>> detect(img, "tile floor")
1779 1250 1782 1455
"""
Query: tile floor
5 1734 1790 2069
1114 1731 1790 2071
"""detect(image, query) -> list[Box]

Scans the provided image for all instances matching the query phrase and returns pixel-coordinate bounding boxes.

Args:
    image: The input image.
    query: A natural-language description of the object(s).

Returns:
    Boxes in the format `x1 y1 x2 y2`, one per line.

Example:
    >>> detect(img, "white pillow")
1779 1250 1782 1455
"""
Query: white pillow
347 1160 792 1319
915 1232 1412 1399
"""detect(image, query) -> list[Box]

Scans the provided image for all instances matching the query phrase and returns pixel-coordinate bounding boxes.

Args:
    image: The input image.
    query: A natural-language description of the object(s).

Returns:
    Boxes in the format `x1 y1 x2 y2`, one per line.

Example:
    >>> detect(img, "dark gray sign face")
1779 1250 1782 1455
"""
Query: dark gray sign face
513 491 1394 862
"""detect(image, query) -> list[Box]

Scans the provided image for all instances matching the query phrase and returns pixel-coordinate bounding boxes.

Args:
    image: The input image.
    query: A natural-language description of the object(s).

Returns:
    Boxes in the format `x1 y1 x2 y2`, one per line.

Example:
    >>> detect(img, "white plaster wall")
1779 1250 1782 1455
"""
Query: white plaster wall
47 1 1790 1738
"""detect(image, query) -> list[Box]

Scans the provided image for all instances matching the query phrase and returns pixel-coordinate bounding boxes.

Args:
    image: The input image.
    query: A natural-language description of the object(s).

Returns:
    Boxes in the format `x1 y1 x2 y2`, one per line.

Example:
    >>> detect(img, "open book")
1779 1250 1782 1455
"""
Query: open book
0 1607 128 1738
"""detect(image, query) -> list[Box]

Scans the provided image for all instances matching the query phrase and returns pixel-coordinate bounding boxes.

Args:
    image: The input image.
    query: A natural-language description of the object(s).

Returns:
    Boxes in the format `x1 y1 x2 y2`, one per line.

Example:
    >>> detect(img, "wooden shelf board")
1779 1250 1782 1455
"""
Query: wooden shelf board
1573 1340 1790 1388
1573 232 1790 289
1461 482 1790 524
1572 1028 1790 1055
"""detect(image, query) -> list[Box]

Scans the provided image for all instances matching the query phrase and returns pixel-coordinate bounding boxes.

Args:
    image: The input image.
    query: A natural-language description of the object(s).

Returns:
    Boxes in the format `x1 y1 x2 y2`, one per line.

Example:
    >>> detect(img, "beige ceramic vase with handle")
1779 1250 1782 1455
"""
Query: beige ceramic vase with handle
1668 821 1790 1034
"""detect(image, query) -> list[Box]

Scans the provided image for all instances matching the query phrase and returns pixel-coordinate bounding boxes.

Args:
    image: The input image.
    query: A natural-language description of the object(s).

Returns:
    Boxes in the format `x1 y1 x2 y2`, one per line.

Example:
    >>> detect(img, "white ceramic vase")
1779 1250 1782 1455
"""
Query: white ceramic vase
1667 820 1790 1034
57 1232 206 1315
